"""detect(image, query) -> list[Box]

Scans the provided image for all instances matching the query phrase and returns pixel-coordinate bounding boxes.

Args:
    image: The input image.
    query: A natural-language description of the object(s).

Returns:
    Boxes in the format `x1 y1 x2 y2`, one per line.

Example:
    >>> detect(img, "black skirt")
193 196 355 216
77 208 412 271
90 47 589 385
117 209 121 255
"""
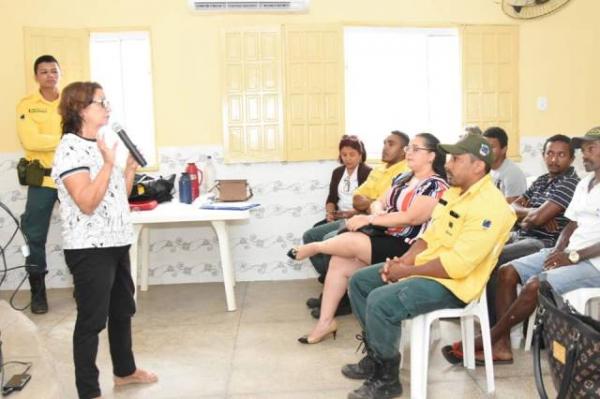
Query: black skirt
369 235 411 264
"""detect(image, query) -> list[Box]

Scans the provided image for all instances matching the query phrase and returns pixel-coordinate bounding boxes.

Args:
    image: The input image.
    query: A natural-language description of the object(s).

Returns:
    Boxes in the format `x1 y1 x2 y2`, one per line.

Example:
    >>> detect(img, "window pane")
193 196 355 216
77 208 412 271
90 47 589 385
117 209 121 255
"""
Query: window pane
344 27 461 159
90 31 157 167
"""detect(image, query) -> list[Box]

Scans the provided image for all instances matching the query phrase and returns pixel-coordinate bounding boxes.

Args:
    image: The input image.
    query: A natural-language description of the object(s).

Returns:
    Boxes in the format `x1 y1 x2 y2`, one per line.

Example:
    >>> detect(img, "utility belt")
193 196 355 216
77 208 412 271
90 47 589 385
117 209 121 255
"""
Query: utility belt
17 158 52 187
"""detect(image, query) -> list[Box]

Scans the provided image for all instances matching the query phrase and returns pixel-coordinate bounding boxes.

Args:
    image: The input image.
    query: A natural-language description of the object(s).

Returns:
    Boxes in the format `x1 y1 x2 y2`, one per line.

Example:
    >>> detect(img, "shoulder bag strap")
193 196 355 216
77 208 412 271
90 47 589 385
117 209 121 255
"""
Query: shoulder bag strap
556 337 580 399
533 320 550 399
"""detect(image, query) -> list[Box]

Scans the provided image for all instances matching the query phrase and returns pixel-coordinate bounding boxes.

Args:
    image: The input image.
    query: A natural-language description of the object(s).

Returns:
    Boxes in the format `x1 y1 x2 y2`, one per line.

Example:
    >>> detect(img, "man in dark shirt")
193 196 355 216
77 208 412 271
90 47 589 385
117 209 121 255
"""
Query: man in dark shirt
484 134 579 325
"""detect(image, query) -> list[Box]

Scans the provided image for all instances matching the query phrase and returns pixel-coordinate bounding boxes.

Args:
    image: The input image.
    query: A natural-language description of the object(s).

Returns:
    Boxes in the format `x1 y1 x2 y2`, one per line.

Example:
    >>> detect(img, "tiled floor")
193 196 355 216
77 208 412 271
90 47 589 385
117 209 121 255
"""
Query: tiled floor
1 279 555 398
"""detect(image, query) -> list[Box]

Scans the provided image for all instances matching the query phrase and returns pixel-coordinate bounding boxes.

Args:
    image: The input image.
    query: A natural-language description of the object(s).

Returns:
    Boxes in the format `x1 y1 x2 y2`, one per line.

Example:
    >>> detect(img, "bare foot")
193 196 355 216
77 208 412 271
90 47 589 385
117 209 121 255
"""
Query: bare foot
453 335 485 354
475 337 513 362
491 337 513 360
114 368 158 387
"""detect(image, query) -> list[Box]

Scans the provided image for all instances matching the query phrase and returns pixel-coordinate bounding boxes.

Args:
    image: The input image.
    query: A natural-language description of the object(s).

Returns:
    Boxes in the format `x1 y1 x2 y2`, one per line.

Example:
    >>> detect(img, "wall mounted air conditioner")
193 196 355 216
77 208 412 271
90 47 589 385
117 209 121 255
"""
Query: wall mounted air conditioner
188 0 309 13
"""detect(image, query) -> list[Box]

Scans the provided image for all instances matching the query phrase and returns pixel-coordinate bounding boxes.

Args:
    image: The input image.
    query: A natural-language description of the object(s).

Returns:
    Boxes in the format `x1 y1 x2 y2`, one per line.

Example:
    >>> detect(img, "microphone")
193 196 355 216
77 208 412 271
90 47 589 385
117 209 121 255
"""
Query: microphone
111 123 148 167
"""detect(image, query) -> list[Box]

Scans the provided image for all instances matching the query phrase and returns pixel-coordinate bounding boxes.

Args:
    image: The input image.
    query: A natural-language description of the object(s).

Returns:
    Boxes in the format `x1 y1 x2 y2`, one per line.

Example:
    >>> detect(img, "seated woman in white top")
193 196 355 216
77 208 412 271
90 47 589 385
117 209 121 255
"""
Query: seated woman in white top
289 133 449 344
315 134 372 227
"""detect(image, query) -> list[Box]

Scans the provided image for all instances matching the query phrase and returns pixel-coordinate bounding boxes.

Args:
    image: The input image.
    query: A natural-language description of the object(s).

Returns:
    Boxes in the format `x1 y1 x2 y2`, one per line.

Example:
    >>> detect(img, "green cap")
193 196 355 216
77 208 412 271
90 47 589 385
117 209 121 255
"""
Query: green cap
438 134 494 167
572 126 600 148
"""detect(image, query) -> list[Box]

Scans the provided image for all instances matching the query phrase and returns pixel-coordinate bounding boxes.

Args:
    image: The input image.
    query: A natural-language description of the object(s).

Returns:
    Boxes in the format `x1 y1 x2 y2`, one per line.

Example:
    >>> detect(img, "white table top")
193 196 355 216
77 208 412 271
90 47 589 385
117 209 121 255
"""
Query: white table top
130 200 251 225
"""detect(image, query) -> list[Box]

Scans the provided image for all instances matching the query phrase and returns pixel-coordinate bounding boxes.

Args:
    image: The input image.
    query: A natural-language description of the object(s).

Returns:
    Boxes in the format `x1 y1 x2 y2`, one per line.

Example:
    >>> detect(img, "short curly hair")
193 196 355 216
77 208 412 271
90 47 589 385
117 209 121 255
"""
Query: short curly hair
338 134 367 163
58 81 103 135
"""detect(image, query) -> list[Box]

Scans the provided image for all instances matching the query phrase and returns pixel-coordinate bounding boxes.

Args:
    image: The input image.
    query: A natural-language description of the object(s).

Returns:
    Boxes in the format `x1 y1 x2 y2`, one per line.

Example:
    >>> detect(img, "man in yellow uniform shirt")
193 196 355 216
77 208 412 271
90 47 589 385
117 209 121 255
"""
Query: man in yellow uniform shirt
342 134 516 399
16 55 62 314
302 131 409 319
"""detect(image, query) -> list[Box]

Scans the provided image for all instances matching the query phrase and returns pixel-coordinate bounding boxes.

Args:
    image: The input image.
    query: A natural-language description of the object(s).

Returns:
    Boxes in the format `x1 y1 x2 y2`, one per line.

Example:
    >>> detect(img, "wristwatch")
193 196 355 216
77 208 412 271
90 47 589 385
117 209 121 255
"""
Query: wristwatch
568 250 580 264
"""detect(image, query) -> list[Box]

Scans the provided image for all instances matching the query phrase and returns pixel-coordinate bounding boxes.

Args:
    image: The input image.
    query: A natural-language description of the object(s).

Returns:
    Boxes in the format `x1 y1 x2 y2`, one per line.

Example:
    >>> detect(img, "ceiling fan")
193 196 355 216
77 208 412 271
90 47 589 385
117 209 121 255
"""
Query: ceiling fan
501 0 572 20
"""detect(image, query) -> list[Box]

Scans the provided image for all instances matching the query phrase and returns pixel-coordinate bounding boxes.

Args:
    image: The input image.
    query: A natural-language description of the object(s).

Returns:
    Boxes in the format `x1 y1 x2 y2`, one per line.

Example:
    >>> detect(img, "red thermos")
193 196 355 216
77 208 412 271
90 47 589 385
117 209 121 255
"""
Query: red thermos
185 162 203 200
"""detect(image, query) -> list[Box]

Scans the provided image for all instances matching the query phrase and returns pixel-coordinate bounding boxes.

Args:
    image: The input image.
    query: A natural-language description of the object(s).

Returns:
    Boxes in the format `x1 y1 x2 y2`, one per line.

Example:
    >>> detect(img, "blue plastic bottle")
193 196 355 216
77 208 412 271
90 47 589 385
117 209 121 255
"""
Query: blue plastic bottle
179 172 193 204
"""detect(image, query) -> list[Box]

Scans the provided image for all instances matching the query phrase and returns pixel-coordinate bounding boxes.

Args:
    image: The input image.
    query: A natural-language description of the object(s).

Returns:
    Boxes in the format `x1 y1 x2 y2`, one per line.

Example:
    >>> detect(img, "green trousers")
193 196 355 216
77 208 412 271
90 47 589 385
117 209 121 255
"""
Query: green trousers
301 219 344 282
348 264 465 359
21 185 58 274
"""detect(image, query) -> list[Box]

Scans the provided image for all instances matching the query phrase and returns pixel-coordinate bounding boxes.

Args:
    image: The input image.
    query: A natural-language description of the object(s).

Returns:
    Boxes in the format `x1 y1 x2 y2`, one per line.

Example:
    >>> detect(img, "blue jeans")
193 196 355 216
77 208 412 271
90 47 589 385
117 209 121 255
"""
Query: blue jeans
510 248 600 294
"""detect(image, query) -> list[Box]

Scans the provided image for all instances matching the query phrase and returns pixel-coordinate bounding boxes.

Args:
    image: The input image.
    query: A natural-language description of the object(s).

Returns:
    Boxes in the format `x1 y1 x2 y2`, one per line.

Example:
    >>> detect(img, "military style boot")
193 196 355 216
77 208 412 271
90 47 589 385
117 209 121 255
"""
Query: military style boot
347 355 403 399
342 332 376 380
29 272 48 314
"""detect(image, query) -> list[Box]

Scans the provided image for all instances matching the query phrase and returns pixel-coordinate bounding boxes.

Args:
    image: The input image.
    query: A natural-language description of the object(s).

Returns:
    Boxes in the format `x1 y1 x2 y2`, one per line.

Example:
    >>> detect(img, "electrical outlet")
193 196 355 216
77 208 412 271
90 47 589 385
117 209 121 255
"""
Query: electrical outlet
536 96 548 111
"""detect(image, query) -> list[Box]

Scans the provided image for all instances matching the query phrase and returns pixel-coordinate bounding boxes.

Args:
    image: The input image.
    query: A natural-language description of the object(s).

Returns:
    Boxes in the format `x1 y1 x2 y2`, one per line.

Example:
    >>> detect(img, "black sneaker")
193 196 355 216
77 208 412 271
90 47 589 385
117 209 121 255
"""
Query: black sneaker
311 302 352 319
306 296 321 309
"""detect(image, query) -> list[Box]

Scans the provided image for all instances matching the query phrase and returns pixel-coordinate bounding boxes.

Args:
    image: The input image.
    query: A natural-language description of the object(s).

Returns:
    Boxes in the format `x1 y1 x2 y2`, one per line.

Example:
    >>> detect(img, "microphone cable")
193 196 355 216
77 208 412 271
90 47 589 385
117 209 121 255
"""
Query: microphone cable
0 200 35 311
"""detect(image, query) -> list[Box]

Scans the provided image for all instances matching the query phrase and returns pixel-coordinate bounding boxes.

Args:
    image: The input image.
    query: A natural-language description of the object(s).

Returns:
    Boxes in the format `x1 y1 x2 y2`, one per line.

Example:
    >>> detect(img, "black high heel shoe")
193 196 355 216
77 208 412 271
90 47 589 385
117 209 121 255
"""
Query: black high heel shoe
287 248 298 260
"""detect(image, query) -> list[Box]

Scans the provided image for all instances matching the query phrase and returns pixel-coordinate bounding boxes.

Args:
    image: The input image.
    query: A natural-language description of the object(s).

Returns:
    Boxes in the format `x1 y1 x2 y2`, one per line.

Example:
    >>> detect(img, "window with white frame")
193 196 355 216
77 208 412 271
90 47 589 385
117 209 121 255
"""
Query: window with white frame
90 31 157 167
344 27 461 159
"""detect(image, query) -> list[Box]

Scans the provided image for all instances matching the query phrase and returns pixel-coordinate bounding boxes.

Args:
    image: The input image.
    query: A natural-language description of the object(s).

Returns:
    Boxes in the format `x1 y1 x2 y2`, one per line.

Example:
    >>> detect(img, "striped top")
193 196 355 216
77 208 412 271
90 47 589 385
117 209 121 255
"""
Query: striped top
384 173 448 242
517 166 579 246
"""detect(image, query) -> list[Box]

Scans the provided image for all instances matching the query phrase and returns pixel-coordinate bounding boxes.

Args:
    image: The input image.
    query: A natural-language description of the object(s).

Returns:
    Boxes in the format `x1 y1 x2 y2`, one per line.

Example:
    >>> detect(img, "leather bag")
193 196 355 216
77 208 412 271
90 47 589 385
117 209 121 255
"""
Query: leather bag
212 179 253 202
533 281 600 399
129 174 175 203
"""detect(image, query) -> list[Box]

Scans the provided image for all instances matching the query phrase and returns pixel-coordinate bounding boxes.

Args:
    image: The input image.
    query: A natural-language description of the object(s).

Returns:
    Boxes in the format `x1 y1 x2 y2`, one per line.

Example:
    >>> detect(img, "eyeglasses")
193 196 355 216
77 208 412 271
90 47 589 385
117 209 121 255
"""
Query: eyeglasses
403 145 433 153
342 134 359 141
342 176 352 193
90 98 110 109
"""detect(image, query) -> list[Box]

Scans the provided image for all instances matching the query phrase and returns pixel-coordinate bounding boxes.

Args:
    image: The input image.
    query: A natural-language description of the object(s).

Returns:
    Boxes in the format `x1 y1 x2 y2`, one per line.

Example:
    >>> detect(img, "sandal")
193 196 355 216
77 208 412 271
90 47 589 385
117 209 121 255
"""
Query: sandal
441 342 464 365
474 351 514 366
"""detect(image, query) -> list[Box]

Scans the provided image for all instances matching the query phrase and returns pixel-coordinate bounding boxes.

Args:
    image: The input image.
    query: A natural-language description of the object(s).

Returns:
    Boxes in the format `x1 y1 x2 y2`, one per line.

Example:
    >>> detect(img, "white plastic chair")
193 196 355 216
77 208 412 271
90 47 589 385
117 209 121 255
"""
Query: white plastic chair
563 287 600 318
401 287 495 399
398 319 441 369
523 287 600 351
524 311 536 351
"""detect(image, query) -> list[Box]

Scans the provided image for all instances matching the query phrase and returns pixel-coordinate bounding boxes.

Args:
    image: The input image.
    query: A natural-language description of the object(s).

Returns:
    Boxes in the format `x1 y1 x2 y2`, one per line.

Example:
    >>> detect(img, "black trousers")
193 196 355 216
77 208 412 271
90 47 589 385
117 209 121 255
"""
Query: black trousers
64 245 137 399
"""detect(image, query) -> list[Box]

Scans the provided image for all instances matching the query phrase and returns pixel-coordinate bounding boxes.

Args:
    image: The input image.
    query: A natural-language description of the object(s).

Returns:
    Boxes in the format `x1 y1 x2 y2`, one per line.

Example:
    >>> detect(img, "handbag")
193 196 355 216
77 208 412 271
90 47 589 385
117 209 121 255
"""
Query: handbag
211 179 253 202
533 281 600 399
129 174 175 203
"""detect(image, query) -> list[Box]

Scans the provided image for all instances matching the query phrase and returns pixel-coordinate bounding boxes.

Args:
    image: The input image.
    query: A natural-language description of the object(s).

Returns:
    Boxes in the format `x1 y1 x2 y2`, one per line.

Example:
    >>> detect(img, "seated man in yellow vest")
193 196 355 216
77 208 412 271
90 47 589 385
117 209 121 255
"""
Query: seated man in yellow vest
301 131 409 318
16 55 62 314
443 127 600 367
342 134 516 399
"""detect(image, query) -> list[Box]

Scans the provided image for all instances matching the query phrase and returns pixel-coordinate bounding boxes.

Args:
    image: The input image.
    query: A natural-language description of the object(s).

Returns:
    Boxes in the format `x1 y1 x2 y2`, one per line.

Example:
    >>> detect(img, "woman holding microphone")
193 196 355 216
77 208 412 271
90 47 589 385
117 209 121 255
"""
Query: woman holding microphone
52 81 156 399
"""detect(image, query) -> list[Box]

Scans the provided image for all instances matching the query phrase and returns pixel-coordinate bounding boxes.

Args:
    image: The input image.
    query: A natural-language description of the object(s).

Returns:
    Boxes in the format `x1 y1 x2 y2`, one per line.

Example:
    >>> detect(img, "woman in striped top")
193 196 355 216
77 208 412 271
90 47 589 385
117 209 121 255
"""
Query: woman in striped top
293 133 449 344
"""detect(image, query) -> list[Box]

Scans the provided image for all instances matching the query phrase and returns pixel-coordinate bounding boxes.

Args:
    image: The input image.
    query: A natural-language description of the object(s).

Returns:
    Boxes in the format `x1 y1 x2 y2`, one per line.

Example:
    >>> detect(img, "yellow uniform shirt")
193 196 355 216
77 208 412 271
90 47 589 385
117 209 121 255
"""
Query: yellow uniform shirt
16 91 62 188
353 160 408 200
415 174 516 303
